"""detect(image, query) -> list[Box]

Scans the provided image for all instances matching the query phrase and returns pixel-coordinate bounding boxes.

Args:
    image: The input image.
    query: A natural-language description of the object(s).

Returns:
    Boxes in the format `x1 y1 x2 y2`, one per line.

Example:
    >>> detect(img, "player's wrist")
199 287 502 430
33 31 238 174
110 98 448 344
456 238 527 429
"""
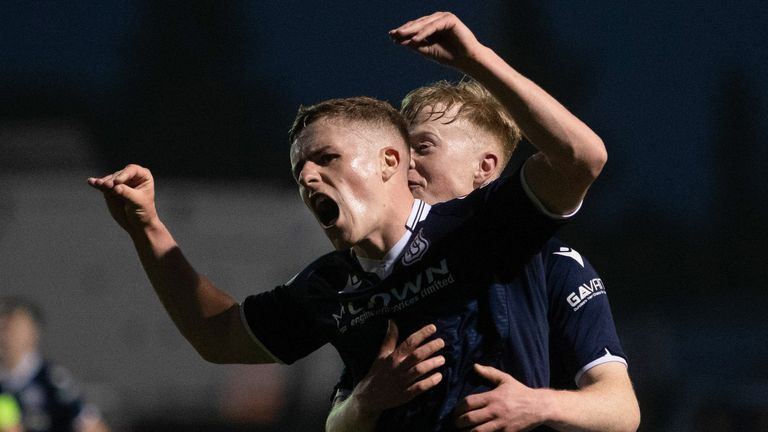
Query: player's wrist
537 388 570 428
128 217 176 251
348 391 383 422
458 45 495 76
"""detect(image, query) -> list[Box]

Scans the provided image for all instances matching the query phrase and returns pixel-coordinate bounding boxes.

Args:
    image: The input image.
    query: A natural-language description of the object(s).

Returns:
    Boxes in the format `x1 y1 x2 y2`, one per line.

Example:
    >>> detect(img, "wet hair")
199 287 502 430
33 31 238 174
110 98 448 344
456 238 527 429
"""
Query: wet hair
288 96 410 146
0 296 44 327
400 79 522 166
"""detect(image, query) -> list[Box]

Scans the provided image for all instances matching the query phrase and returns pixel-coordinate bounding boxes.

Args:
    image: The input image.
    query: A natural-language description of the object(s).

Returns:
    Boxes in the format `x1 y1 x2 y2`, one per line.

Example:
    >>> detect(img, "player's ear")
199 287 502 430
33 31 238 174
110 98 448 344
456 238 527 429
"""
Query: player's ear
473 152 498 188
381 147 401 181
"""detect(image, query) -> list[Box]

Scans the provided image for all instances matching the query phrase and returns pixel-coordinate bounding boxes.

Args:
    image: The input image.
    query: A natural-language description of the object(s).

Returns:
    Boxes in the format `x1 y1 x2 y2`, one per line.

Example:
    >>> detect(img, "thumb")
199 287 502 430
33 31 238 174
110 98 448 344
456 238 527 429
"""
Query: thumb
473 363 509 386
379 320 399 357
113 183 144 205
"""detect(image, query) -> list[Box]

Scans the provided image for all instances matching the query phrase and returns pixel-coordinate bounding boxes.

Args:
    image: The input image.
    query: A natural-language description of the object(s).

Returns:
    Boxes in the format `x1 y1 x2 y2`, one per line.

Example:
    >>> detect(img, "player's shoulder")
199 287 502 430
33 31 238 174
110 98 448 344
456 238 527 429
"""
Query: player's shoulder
542 238 590 269
427 172 521 219
279 250 357 295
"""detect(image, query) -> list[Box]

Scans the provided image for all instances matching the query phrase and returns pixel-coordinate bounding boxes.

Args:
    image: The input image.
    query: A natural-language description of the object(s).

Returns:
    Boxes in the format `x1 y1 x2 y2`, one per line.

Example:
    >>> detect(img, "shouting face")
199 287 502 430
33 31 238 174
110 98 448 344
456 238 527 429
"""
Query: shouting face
290 119 393 252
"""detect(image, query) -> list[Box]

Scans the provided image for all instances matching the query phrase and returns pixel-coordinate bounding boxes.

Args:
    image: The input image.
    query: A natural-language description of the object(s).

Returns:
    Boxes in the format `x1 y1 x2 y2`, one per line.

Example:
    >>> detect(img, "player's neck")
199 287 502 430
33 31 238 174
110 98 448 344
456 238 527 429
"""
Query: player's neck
353 196 415 260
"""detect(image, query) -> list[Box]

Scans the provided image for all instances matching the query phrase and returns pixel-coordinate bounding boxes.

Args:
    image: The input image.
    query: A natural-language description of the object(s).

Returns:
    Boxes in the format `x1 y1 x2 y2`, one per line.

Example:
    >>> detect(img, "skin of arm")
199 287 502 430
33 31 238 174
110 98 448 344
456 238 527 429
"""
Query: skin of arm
88 164 274 364
390 11 608 215
325 321 445 432
454 362 640 432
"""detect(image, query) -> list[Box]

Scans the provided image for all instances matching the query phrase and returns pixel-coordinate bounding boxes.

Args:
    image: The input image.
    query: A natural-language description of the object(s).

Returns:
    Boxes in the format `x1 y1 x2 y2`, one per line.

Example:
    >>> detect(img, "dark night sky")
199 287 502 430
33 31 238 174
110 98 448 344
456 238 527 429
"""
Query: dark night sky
2 1 766 221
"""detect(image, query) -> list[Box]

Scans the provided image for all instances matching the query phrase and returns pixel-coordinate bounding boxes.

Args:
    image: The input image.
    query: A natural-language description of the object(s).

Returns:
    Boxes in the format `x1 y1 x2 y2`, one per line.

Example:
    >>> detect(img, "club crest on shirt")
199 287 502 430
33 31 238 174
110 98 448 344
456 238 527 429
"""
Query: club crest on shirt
402 229 430 266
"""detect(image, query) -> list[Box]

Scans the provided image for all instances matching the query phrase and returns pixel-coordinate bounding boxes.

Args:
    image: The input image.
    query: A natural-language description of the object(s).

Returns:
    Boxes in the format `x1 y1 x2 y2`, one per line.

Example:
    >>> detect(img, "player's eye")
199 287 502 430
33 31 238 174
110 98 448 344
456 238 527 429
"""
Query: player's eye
318 153 339 165
414 141 433 154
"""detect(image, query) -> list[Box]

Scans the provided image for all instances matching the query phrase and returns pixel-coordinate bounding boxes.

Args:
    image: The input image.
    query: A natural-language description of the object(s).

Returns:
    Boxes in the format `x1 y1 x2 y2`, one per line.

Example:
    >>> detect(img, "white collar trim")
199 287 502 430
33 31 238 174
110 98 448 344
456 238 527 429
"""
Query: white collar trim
356 199 431 280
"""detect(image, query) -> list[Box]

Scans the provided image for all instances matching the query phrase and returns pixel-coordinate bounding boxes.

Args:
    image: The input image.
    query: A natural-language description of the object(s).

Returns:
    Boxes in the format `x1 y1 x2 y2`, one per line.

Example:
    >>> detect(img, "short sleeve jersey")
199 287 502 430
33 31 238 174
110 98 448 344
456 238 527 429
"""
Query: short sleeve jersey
241 169 569 430
333 238 627 431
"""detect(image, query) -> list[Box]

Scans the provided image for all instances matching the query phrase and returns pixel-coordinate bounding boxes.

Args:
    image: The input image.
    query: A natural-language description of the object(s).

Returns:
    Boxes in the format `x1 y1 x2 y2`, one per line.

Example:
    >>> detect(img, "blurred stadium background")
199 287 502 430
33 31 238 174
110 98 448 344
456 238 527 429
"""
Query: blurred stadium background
1 1 767 430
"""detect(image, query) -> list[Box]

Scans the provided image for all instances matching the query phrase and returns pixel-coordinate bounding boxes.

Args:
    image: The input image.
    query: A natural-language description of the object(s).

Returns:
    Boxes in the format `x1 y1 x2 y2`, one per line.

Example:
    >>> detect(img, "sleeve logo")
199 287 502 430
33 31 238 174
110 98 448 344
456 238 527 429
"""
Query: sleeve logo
566 278 605 311
553 247 584 267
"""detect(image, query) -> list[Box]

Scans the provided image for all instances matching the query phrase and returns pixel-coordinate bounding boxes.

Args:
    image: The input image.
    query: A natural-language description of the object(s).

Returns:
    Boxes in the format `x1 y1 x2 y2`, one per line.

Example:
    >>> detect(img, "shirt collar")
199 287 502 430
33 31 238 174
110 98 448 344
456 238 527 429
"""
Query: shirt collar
355 199 431 280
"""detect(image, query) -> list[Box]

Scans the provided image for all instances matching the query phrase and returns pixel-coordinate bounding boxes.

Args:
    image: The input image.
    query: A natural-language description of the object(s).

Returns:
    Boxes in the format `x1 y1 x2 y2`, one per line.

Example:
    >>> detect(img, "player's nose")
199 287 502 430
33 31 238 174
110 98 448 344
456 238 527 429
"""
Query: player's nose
298 161 321 188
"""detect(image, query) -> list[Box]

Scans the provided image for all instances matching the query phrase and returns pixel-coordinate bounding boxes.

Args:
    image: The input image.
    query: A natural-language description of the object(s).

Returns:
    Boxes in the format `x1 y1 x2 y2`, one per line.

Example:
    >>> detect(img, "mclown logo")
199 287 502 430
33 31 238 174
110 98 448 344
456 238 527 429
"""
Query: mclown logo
333 258 454 332
566 278 606 311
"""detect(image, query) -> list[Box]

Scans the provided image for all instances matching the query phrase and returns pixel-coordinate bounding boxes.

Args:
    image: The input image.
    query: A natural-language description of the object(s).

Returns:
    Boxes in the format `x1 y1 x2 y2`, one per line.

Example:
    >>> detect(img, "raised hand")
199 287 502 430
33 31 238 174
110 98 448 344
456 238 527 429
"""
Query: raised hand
454 364 544 432
389 11 484 70
87 164 159 233
351 320 445 414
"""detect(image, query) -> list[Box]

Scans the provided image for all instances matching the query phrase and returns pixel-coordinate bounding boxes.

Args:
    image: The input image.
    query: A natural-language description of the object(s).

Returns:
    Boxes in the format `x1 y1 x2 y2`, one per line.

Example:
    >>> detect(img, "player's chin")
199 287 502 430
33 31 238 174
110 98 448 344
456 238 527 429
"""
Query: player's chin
325 226 354 251
409 184 426 198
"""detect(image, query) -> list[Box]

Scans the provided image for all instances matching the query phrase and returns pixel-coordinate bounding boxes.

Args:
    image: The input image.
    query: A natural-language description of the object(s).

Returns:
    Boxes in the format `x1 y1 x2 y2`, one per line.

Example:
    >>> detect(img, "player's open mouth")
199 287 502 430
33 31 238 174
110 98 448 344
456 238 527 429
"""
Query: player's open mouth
312 194 339 228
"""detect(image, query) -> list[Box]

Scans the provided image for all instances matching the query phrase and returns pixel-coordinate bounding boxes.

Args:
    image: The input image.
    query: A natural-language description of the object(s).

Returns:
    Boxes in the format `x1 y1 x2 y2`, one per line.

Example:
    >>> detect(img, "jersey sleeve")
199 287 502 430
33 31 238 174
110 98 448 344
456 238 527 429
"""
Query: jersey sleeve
241 268 338 364
546 244 627 388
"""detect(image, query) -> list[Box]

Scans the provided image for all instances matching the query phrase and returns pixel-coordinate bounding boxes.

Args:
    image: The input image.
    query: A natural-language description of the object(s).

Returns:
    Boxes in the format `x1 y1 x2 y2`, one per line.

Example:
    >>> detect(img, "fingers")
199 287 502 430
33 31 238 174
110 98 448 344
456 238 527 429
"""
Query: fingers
409 336 445 363
455 392 489 414
378 320 399 357
473 363 509 385
390 12 450 42
405 371 443 398
407 354 446 381
394 323 437 358
390 12 459 48
454 406 494 429
88 164 152 191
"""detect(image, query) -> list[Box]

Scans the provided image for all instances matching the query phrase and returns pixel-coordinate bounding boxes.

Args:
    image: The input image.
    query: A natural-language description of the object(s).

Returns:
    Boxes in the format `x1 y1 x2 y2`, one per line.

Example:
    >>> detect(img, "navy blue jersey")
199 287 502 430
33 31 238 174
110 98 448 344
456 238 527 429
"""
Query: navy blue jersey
242 170 568 431
333 238 627 431
0 359 87 432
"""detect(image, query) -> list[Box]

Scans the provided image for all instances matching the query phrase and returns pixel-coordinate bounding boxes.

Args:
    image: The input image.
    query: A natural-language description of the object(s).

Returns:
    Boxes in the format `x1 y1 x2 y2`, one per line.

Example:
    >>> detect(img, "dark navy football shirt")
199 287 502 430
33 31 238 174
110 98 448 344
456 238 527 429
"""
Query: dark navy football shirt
333 237 627 431
241 168 592 430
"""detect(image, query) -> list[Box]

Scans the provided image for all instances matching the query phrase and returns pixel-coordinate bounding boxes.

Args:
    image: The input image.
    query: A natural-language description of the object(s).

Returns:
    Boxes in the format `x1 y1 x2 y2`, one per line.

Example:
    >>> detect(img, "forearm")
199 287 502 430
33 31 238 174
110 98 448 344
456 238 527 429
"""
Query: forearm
463 46 607 177
326 396 379 432
538 378 640 432
128 219 241 363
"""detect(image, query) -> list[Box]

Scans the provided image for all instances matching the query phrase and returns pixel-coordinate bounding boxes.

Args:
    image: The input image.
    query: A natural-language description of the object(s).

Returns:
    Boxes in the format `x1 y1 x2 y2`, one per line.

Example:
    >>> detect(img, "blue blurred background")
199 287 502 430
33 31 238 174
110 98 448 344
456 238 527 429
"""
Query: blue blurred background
1 1 766 431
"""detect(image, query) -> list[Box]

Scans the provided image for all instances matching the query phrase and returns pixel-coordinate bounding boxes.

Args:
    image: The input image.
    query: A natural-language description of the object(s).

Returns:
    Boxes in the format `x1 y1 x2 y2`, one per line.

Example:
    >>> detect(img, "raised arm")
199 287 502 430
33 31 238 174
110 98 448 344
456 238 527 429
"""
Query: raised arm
88 164 273 364
390 12 607 214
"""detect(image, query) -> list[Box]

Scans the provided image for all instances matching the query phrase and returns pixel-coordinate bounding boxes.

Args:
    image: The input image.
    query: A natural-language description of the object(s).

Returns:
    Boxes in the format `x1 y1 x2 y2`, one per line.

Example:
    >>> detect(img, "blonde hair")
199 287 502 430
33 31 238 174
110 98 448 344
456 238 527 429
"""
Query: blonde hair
401 79 521 166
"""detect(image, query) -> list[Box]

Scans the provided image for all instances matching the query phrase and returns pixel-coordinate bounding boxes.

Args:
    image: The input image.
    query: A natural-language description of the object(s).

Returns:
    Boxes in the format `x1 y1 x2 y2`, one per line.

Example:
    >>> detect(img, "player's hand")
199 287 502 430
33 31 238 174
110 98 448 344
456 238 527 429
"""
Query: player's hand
454 364 544 432
87 164 160 233
351 320 445 414
389 11 485 71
